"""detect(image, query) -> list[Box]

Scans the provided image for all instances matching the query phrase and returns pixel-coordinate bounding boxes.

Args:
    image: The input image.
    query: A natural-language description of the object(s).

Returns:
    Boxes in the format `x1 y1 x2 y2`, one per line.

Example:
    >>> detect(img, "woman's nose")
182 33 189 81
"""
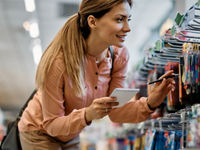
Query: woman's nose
123 21 131 33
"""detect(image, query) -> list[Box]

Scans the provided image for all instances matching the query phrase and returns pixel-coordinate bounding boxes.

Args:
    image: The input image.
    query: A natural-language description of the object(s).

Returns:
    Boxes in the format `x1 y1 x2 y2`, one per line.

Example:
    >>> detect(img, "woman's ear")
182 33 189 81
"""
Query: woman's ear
87 15 97 30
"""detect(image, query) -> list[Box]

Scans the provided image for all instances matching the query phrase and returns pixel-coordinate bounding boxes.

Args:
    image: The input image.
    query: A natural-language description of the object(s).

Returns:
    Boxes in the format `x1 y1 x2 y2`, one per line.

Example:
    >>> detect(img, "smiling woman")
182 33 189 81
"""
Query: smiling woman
16 0 176 149
86 1 131 50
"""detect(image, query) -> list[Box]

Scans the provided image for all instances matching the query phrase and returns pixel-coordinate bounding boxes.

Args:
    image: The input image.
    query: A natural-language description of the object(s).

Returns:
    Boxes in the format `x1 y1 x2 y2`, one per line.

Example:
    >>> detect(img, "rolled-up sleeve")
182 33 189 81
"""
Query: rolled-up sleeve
41 57 87 142
109 97 153 123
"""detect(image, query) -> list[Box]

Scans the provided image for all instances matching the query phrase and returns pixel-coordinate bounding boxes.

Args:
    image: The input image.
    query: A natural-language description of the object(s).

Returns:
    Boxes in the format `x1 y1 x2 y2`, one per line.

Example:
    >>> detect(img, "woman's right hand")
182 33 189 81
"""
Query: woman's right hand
85 97 118 123
147 70 176 110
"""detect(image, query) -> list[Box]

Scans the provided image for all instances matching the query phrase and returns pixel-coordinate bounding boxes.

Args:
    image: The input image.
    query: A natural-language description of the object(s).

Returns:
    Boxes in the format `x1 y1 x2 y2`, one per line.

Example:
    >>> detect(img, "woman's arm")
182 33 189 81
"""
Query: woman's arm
108 97 153 123
41 56 88 142
107 46 154 123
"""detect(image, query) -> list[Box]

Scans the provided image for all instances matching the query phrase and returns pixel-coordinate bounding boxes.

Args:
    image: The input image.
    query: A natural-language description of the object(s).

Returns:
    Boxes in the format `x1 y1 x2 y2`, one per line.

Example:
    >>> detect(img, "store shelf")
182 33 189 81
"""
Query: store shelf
183 148 200 150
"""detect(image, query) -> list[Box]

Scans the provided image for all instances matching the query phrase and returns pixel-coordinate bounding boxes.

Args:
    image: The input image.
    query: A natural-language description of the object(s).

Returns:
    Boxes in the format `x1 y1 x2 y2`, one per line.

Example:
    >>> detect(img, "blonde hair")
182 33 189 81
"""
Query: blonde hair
35 0 132 96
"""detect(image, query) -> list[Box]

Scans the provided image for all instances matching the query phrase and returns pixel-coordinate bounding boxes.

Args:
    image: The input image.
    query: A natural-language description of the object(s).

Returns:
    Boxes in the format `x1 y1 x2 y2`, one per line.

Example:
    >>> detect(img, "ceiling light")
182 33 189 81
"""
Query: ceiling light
29 22 39 38
24 0 36 12
22 21 30 31
32 43 42 65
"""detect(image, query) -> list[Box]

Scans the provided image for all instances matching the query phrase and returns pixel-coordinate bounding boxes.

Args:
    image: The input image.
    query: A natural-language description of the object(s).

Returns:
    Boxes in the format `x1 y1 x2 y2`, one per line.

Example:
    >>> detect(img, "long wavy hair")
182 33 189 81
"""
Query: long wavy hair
35 0 132 96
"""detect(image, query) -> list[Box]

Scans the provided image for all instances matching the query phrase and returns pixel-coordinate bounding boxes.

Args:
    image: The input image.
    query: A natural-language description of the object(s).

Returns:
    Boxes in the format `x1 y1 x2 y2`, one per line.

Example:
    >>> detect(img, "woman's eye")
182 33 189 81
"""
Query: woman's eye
116 17 131 23
116 18 123 22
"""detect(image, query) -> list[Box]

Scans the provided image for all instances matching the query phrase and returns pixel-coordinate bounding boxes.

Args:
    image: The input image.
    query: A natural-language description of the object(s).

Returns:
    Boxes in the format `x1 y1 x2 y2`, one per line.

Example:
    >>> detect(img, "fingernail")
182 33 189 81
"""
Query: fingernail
111 97 117 100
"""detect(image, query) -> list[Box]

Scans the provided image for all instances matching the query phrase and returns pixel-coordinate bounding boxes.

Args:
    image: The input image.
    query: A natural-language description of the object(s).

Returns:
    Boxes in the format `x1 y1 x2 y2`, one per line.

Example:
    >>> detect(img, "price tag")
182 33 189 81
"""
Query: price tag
175 12 185 27
171 25 176 36
197 0 200 6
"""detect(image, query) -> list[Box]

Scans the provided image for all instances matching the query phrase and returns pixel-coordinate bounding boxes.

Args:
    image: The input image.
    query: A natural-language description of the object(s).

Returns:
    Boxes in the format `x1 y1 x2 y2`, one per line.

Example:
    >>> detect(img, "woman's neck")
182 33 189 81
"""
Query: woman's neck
86 34 109 61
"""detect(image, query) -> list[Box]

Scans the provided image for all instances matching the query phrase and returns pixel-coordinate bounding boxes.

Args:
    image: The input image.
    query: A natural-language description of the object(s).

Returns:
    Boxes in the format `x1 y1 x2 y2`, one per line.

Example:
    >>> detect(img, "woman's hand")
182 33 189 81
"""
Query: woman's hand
147 70 176 110
85 97 118 123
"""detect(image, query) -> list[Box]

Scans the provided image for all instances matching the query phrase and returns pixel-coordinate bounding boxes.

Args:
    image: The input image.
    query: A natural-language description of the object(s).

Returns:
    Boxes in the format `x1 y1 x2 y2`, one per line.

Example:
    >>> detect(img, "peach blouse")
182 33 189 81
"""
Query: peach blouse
18 46 153 142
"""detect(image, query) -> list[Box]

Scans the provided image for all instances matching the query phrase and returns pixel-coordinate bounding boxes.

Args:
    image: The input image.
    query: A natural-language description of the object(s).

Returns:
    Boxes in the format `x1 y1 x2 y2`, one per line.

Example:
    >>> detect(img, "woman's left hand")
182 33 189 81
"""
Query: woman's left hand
147 70 176 109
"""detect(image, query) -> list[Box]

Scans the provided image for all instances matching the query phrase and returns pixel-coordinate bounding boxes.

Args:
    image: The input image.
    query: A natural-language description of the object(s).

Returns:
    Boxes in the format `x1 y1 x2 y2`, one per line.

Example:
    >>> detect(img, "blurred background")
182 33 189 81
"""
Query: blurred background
0 0 198 148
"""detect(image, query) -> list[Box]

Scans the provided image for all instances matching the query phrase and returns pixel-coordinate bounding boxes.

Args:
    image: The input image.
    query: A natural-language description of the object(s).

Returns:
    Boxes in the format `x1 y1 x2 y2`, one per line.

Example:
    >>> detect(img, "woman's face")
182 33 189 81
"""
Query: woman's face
94 2 131 48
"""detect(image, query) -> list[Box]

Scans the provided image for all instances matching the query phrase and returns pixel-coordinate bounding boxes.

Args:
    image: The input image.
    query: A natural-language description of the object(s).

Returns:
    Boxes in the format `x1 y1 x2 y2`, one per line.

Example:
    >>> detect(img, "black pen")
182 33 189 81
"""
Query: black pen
147 74 179 85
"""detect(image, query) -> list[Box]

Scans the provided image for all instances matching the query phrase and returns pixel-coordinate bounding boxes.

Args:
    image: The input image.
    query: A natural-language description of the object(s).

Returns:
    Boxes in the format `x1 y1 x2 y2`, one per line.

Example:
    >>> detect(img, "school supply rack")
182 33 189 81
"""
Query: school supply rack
136 1 200 111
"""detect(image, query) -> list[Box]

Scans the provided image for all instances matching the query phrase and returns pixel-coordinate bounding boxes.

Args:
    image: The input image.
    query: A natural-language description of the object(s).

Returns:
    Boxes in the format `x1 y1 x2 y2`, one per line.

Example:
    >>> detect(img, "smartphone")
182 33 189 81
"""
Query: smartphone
109 88 140 107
